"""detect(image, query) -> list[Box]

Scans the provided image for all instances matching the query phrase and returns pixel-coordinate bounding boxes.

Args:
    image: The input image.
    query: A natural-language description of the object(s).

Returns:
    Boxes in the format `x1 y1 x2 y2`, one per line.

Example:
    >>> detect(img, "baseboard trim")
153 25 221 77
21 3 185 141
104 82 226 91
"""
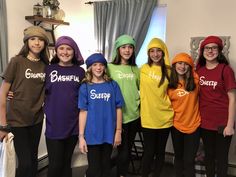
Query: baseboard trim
38 155 48 170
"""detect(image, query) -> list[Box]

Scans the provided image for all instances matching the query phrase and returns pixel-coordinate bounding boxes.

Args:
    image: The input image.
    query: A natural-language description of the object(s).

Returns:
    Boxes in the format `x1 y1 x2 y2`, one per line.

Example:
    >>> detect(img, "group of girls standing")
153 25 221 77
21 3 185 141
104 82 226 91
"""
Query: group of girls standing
0 24 235 177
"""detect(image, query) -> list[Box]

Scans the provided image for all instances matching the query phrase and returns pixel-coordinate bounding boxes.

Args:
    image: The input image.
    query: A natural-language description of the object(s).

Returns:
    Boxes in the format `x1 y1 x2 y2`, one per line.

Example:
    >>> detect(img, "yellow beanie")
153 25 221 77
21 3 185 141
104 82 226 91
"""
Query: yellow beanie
23 26 49 44
147 38 170 66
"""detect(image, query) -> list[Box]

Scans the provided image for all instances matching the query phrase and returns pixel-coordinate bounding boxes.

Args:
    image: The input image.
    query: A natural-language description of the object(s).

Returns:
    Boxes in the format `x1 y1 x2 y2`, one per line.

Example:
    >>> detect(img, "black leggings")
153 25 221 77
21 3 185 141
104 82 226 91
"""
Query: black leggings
116 118 140 176
171 127 200 177
11 122 43 177
86 143 113 177
201 128 232 177
46 135 78 177
141 127 171 177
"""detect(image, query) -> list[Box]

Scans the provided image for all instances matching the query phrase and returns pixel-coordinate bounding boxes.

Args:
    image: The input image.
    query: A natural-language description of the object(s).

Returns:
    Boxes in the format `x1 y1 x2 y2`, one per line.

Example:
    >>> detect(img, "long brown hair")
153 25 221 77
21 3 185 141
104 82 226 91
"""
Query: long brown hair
17 40 49 65
147 51 170 87
168 64 196 91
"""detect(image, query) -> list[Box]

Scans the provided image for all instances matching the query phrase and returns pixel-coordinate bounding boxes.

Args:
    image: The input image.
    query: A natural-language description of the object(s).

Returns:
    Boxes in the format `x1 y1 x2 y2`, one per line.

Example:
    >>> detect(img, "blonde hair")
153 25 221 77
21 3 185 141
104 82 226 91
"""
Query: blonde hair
82 66 112 84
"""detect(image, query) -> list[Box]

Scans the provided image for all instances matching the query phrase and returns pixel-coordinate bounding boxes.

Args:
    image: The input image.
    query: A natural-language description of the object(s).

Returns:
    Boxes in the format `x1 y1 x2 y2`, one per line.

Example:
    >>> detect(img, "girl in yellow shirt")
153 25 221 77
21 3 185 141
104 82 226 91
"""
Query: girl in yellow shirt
140 38 173 177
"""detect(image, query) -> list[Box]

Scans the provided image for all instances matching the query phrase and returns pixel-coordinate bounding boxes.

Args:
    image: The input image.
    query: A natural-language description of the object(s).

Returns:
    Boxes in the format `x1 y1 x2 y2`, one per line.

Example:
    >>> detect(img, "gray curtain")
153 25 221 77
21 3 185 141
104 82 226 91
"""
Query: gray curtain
94 0 157 60
0 0 8 82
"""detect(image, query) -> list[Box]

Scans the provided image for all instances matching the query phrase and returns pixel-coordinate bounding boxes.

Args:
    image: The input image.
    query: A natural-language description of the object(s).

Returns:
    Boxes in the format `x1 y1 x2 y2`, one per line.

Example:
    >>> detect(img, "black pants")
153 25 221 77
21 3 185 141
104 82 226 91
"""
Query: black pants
201 128 232 177
46 135 78 177
11 122 43 177
171 127 200 177
86 143 113 177
141 127 171 177
116 118 140 176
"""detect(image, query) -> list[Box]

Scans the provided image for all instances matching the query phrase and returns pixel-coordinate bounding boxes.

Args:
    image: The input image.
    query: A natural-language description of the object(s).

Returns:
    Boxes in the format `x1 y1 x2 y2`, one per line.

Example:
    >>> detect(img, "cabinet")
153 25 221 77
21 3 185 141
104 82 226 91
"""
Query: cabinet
25 15 69 46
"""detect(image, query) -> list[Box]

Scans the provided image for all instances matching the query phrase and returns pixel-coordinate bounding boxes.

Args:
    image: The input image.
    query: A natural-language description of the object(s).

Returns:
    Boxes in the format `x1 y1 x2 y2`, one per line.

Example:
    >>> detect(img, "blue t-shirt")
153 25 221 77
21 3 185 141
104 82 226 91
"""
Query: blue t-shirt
44 64 85 139
78 81 124 145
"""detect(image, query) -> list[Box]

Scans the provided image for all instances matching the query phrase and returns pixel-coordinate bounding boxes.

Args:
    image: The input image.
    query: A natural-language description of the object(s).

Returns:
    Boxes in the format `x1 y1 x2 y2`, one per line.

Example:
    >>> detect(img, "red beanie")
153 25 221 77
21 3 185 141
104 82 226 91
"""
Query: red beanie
200 36 223 53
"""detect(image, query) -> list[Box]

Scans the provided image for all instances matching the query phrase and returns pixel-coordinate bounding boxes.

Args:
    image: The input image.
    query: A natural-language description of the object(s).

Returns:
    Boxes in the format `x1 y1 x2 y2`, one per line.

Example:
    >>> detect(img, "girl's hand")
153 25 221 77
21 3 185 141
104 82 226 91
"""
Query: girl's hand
79 137 88 154
113 130 122 148
223 126 234 137
7 91 14 100
0 130 8 142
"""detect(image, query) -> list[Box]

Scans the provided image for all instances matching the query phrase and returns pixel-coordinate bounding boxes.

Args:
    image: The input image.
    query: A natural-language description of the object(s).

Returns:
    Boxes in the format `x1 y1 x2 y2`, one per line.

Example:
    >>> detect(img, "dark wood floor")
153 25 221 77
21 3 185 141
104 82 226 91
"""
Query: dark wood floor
37 163 175 177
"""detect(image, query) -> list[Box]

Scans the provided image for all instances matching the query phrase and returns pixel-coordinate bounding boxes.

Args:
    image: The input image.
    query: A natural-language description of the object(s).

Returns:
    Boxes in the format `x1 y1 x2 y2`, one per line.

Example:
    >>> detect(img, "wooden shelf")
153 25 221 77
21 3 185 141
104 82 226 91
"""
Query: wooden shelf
25 16 69 26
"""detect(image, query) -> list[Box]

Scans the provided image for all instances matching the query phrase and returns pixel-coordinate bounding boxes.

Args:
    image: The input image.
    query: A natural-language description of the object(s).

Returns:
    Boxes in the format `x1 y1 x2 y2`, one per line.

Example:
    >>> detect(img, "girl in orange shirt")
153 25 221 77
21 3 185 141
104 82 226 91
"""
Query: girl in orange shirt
168 53 201 177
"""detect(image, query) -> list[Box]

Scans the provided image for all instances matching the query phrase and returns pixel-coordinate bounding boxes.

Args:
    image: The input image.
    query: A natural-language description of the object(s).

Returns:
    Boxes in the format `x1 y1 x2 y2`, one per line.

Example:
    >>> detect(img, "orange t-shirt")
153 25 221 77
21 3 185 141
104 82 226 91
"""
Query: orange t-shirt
168 77 201 134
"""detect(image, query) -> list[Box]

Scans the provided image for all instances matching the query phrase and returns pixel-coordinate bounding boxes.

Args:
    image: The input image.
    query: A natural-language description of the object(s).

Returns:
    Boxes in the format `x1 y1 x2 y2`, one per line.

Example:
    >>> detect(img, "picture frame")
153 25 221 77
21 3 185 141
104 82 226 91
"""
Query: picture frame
45 29 55 47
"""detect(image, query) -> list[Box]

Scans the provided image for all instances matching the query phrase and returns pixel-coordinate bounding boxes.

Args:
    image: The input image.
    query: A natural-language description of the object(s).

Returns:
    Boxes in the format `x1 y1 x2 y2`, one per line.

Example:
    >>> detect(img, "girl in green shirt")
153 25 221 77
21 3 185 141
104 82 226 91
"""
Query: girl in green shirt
108 34 140 177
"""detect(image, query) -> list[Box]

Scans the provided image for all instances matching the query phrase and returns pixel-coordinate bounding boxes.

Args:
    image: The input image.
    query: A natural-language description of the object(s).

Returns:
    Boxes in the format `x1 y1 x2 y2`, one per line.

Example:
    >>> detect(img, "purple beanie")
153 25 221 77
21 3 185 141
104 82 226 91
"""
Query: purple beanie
86 53 107 69
55 36 84 65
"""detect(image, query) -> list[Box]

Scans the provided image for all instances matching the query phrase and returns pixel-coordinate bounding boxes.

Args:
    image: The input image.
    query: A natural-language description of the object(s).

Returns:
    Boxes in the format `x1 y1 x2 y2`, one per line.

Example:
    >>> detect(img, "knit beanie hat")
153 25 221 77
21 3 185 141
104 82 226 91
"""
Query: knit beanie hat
55 36 84 65
86 53 107 69
172 53 194 68
23 26 49 44
112 34 136 60
147 38 170 66
199 36 223 53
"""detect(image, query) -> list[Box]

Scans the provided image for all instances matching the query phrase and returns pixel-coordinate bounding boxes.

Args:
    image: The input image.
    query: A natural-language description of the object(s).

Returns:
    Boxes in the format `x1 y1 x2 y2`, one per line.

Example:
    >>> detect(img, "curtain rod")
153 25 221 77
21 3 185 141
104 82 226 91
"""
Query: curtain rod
85 1 94 4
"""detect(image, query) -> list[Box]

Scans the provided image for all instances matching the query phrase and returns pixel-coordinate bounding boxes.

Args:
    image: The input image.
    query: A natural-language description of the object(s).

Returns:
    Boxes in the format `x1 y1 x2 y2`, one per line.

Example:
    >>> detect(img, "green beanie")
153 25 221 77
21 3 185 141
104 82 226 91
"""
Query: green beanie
112 34 136 60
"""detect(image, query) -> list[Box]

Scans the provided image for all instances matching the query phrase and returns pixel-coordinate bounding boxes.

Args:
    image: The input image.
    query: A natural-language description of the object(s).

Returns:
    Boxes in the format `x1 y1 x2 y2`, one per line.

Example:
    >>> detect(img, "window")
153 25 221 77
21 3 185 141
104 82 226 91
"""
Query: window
136 5 167 67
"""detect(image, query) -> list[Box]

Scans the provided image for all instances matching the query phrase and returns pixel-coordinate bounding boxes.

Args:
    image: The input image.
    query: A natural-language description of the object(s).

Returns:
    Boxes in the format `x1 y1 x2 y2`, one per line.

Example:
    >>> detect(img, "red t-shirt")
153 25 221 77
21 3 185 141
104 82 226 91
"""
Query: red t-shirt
197 63 236 130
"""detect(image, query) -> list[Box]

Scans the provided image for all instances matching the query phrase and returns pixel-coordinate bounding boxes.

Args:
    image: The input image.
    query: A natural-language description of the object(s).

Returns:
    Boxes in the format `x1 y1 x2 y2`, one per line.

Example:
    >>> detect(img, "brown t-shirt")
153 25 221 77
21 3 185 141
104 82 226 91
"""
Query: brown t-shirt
3 56 46 127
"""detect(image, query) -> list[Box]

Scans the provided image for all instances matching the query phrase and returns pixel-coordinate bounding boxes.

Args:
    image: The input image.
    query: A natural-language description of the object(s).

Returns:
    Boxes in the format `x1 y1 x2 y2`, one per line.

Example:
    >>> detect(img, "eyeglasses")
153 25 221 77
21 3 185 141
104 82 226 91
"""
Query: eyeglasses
204 46 219 52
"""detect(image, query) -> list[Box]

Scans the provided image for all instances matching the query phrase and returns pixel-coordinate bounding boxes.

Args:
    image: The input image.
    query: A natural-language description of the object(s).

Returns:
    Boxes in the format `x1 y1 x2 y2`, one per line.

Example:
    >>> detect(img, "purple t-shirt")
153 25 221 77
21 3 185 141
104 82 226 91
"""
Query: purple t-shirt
197 63 236 130
44 64 85 139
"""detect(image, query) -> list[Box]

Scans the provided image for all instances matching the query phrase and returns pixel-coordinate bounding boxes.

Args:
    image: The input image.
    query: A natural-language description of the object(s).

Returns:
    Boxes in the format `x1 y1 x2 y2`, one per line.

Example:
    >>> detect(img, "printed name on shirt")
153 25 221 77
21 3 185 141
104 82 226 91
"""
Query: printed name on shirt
149 71 161 81
176 89 189 97
49 70 81 83
115 70 134 80
25 68 45 81
199 76 217 89
90 89 111 101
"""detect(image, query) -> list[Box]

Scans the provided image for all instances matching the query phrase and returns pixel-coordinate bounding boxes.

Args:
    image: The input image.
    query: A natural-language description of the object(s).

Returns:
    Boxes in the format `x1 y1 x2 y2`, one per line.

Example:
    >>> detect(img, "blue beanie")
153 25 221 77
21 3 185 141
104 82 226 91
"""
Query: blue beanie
86 53 107 69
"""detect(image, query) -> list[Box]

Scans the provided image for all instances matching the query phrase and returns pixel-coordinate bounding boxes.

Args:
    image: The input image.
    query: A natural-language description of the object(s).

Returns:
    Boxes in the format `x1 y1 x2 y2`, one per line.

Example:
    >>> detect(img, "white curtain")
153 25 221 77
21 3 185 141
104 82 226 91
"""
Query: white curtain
0 0 8 82
94 0 157 60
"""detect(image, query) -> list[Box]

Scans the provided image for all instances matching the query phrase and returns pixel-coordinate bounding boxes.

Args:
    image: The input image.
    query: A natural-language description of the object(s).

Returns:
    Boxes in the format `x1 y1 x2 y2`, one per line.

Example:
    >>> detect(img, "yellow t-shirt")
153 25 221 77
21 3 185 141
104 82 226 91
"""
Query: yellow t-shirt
140 64 173 129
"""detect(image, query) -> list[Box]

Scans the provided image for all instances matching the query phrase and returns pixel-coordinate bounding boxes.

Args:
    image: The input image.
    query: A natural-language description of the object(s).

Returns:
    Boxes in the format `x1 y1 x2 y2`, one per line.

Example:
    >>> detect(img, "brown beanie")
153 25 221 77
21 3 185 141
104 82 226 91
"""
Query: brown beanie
23 26 49 44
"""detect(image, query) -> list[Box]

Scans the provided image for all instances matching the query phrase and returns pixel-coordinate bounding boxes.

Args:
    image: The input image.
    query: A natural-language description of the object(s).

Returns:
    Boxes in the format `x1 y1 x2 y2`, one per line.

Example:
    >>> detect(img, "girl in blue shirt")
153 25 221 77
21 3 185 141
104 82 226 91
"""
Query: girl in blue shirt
78 53 124 177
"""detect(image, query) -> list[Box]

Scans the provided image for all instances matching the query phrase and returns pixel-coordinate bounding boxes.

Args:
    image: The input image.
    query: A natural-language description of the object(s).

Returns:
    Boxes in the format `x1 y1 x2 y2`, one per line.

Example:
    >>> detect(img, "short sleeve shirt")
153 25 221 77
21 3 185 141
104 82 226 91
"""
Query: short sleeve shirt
197 64 236 130
78 81 124 145
44 64 85 139
2 56 46 127
140 64 173 129
108 64 140 124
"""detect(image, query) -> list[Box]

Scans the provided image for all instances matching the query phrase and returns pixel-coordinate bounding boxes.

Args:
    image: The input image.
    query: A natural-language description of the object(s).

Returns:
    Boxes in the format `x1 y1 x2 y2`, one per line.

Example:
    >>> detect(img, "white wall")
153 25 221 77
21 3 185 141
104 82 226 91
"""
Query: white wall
6 0 38 58
164 0 236 71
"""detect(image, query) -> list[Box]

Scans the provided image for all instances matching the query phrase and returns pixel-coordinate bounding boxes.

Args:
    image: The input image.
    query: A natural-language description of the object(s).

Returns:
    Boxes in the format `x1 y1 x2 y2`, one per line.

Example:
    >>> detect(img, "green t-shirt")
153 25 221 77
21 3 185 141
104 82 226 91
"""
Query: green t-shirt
108 63 140 124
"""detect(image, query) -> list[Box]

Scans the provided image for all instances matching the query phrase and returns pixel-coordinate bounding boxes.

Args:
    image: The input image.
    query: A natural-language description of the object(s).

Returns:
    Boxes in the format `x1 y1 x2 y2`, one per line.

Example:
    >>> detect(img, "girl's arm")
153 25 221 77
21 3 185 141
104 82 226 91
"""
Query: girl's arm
78 109 88 154
113 107 122 147
0 80 11 141
224 89 236 136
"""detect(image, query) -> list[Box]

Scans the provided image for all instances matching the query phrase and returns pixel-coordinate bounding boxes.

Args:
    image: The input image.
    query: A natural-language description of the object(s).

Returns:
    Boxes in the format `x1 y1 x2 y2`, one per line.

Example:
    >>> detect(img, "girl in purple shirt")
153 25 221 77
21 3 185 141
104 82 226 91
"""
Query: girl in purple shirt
44 36 85 177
